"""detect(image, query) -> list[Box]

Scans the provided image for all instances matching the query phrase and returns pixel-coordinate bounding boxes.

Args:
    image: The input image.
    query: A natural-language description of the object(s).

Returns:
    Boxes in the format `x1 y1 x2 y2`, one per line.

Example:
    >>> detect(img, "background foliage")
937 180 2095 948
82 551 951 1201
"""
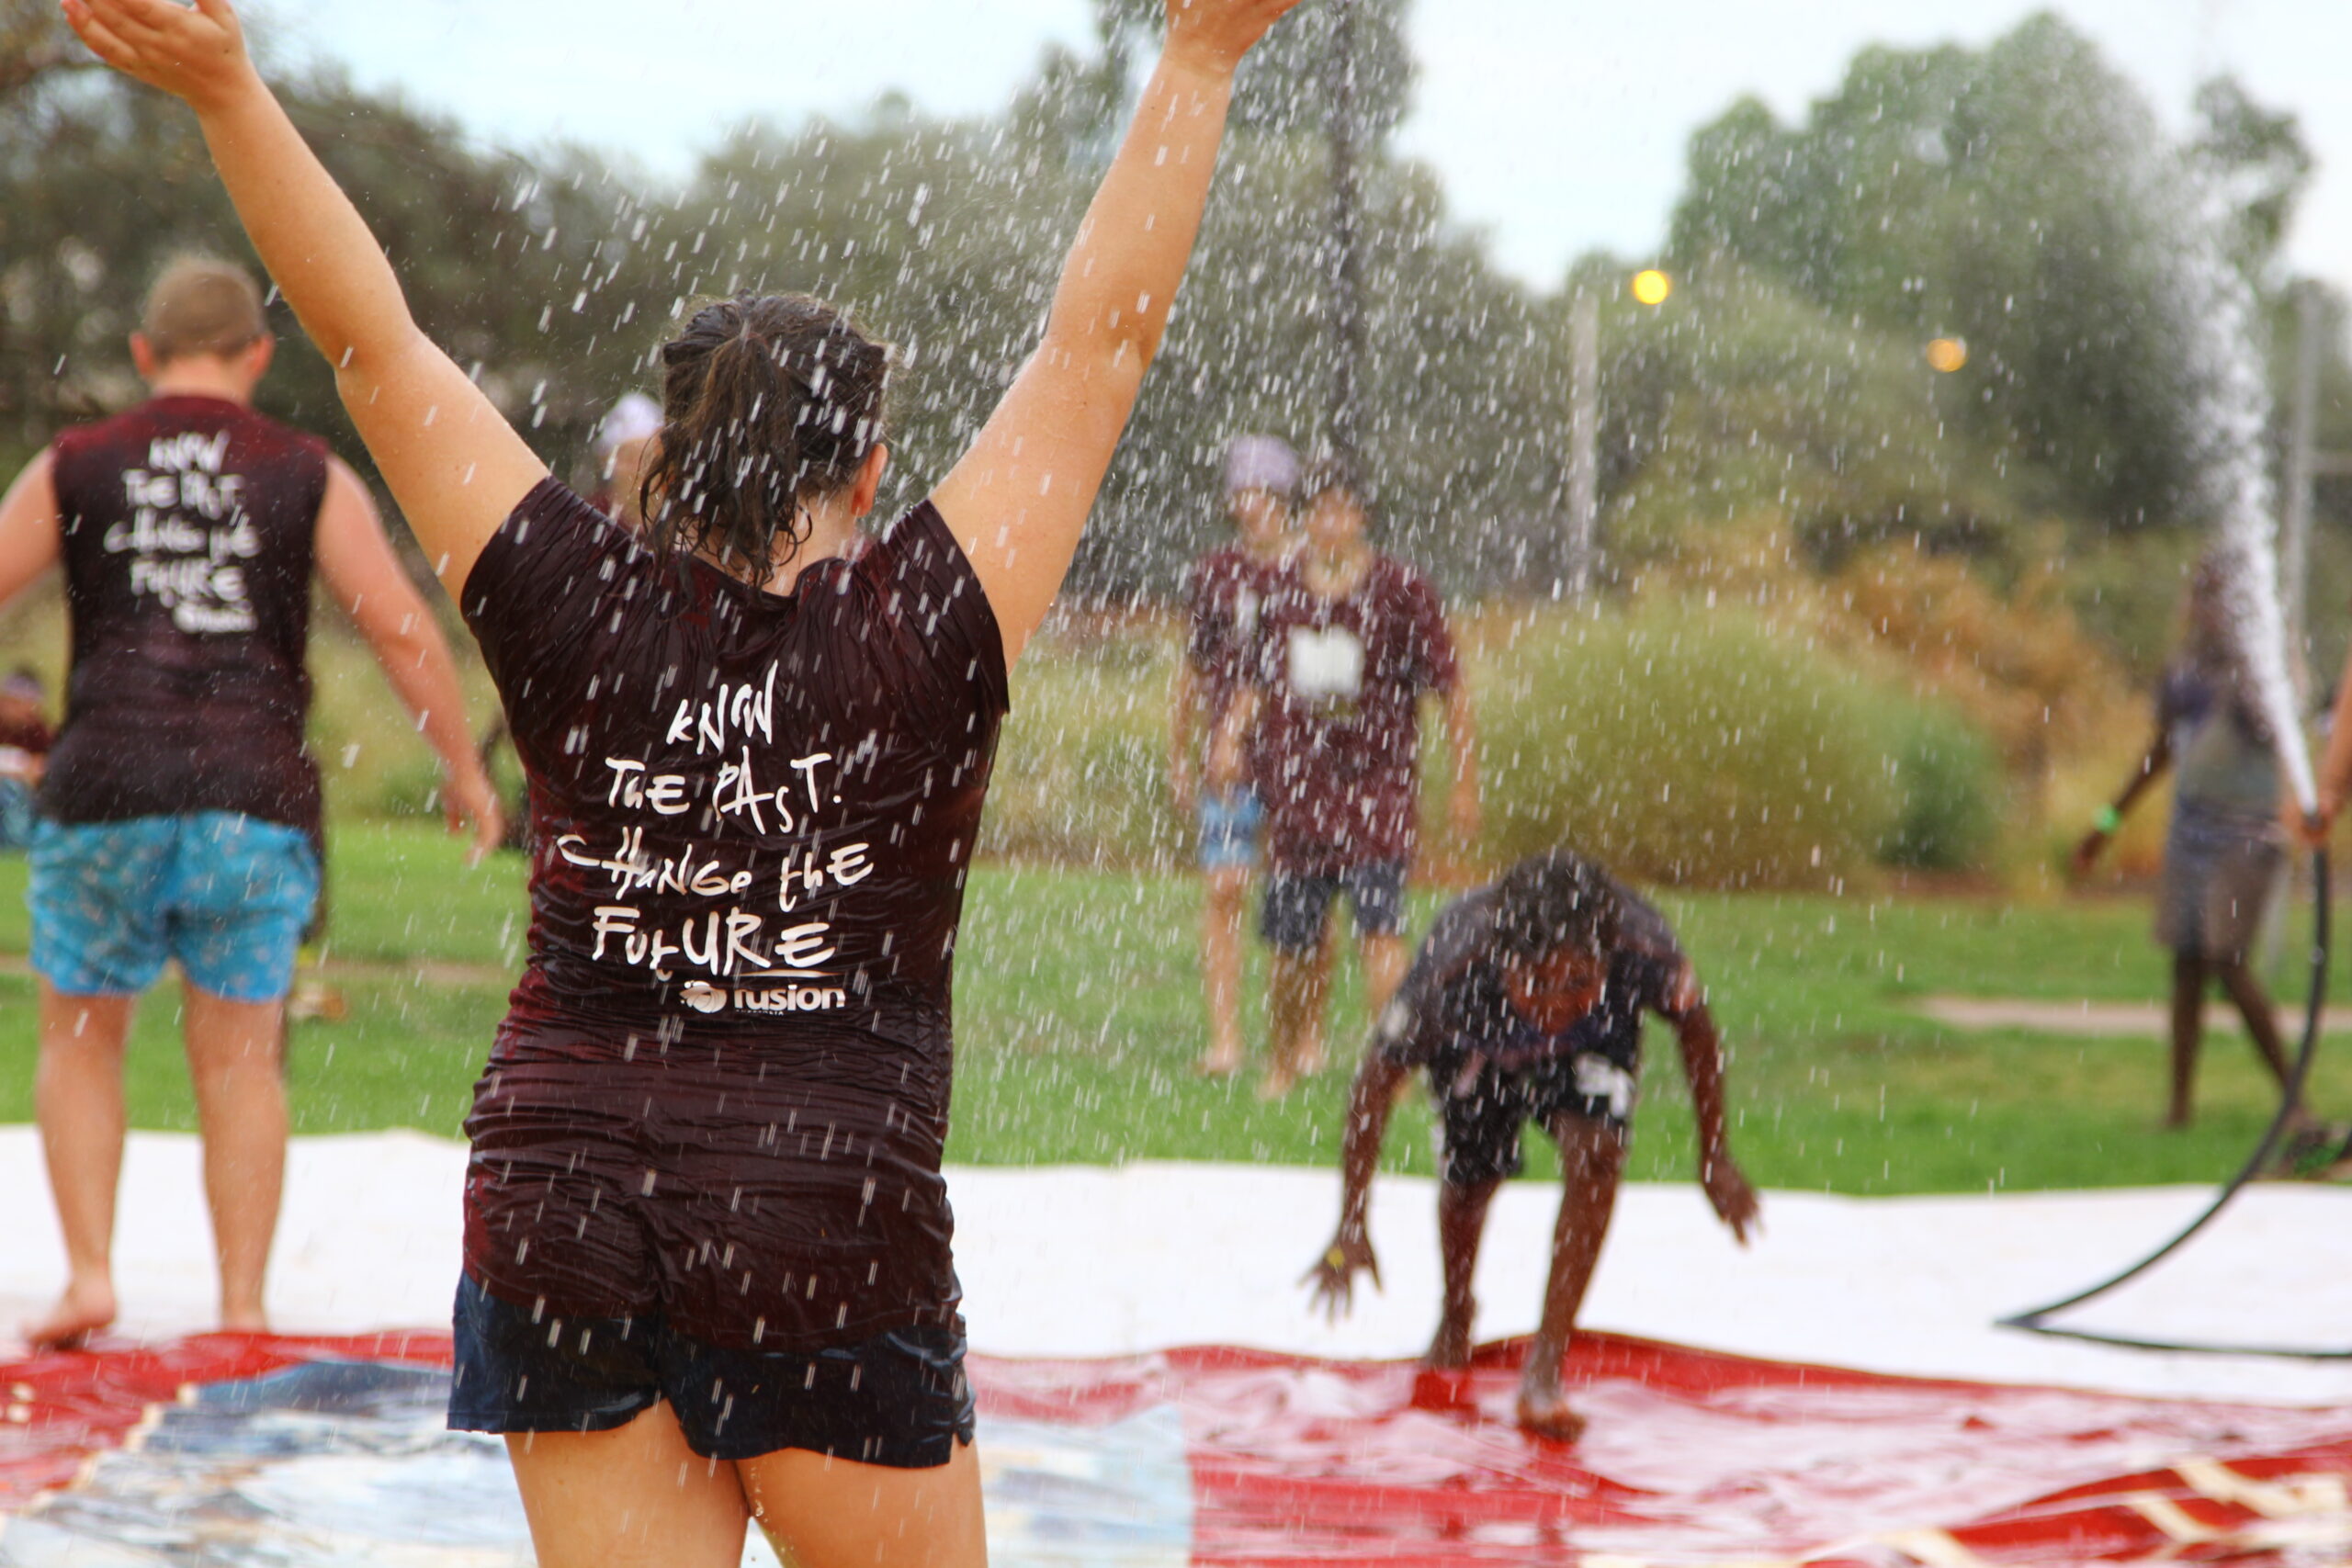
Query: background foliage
3 1 2350 884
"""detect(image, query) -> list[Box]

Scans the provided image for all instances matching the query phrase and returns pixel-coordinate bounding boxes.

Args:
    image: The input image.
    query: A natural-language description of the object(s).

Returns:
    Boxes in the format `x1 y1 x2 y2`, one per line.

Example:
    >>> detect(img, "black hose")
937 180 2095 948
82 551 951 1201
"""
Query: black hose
1996 849 2348 1359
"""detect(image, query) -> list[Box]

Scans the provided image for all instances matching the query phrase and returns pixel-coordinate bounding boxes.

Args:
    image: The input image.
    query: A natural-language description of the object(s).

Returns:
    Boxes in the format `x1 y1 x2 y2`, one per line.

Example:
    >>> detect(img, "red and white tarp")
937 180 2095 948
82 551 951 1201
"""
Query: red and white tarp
2 1330 2349 1565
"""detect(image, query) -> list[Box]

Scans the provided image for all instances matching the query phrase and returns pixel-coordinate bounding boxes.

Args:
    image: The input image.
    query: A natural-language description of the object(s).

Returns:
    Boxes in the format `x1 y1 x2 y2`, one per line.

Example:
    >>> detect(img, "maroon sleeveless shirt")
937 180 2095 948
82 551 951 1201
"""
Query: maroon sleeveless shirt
44 395 327 833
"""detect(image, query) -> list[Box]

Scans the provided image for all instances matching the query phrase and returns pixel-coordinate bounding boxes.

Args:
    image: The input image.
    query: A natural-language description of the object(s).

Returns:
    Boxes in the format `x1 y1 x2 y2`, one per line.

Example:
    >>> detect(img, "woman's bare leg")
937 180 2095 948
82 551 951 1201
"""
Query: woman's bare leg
741 1438 988 1568
503 1404 752 1568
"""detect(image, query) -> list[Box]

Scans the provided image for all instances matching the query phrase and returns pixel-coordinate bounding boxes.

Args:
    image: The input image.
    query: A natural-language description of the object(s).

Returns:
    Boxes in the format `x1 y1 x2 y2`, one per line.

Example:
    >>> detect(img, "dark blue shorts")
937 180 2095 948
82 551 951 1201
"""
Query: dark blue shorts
447 1273 976 1467
1431 1050 1640 1187
1261 860 1408 951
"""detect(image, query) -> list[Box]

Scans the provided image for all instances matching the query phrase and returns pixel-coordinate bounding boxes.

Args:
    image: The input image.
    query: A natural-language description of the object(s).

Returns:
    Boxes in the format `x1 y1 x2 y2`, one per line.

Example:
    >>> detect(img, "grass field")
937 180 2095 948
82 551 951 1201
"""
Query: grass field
3 822 2346 1198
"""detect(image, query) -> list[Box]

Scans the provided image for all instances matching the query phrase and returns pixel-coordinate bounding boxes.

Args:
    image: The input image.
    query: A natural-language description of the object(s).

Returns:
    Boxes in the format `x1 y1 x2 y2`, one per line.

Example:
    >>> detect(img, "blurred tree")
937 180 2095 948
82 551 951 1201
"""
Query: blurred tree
0 62 654 518
0 0 91 100
1667 15 2325 544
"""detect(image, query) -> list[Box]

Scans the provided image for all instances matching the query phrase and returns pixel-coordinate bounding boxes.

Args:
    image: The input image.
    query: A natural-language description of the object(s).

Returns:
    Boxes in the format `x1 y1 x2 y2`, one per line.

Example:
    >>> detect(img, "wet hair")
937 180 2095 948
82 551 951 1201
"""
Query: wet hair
1492 849 1621 964
639 292 890 587
141 255 267 364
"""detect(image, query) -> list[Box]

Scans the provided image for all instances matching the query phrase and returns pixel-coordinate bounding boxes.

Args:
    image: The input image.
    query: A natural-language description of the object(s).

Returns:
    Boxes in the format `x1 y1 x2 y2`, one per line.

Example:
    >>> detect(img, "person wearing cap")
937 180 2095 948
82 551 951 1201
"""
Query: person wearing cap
0 254 503 1347
1172 434 1300 1076
1216 456 1478 1097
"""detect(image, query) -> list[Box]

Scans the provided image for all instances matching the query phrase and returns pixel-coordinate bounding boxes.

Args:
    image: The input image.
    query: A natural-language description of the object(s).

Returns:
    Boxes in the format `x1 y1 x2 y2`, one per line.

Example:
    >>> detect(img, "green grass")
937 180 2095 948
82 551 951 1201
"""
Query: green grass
1 823 2345 1194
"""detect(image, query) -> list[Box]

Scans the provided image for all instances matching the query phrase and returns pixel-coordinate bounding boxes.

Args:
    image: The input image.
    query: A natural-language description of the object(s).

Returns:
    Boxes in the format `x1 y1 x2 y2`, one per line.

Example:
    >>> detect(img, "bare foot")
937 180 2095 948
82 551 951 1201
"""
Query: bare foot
1256 1066 1296 1100
1515 1383 1587 1443
217 1306 269 1335
1292 1040 1328 1077
1194 1048 1243 1078
1425 1315 1474 1371
26 1279 117 1350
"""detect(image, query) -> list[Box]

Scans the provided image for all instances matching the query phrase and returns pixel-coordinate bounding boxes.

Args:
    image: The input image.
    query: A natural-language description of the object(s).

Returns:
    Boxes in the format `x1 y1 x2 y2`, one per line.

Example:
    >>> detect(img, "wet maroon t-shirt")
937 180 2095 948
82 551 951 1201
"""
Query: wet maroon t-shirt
458 479 1008 1351
43 396 326 833
1182 545 1284 787
1250 554 1457 876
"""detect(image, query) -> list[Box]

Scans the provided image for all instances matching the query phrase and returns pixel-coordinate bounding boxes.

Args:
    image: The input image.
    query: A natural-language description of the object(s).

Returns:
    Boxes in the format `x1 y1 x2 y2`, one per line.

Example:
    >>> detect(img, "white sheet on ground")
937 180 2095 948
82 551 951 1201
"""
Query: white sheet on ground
0 1128 2345 1405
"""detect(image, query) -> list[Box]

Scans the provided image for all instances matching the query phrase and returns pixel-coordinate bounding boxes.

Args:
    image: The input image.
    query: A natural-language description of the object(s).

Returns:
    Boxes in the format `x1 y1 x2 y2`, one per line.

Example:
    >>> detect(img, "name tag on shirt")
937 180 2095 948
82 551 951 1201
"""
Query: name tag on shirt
1287 626 1364 704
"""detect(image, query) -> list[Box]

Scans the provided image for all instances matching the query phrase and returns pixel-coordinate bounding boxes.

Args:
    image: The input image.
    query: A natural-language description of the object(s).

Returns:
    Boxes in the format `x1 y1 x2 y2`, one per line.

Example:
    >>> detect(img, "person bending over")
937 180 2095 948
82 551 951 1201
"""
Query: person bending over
1216 457 1477 1096
1306 849 1759 1441
2075 552 2300 1130
0 254 501 1348
1170 434 1298 1076
60 0 1302 1562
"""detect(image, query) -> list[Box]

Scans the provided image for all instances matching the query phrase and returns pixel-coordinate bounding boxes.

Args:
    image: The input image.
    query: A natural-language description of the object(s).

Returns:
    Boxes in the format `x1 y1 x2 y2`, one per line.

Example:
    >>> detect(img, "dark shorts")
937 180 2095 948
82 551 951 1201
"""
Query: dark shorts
1430 1050 1639 1188
1261 859 1408 951
448 1273 976 1467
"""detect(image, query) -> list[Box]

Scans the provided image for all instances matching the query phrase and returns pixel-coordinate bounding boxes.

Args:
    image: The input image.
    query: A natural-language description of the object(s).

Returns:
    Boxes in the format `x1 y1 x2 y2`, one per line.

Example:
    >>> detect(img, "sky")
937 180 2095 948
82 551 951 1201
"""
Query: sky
280 0 2352 296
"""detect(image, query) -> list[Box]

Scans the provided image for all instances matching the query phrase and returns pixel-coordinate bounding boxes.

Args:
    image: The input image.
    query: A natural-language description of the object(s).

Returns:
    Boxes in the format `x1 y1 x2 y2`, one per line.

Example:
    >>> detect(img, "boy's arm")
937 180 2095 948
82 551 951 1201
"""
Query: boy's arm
1665 964 1759 1243
929 0 1302 665
2074 724 2171 875
0 450 62 611
313 460 504 860
1305 1044 1408 1319
1437 680 1479 876
1170 661 1203 814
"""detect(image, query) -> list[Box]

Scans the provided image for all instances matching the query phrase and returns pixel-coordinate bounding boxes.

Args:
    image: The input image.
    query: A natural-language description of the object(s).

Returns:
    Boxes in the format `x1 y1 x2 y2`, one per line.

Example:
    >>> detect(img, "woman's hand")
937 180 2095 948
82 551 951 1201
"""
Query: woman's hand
2068 829 2108 882
61 0 256 113
1164 0 1304 76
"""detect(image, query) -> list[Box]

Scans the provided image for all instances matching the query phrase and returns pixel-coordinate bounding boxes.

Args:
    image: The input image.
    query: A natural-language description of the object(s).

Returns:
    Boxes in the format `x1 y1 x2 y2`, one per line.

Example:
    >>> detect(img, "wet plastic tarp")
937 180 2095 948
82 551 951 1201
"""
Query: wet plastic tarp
3 1331 2348 1565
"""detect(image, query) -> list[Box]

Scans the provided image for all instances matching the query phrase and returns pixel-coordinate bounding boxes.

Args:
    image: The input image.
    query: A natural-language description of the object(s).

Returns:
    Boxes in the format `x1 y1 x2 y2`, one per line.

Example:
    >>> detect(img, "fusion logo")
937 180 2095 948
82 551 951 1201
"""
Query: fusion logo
679 974 850 1016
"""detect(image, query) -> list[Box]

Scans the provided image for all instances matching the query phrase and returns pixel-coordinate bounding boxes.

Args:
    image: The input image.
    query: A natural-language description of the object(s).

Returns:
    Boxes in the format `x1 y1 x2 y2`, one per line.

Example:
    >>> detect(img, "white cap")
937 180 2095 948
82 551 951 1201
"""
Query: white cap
597 391 663 454
1223 434 1299 499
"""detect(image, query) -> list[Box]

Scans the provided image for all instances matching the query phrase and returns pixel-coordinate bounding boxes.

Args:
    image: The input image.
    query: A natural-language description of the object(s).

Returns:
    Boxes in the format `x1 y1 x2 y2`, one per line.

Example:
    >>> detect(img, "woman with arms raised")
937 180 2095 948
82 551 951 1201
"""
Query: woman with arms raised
60 0 1302 1562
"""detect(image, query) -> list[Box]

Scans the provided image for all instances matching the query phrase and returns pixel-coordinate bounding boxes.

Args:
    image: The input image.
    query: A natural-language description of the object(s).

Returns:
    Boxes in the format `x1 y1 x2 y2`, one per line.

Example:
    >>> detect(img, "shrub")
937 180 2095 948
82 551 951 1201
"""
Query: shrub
977 624 1182 869
1871 696 2004 870
1477 601 2000 887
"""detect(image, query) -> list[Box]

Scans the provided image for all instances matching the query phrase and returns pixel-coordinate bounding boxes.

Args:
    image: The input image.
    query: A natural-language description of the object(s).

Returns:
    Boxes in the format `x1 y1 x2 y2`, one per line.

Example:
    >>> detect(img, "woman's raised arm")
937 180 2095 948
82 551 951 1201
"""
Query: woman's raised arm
61 0 547 597
929 0 1303 666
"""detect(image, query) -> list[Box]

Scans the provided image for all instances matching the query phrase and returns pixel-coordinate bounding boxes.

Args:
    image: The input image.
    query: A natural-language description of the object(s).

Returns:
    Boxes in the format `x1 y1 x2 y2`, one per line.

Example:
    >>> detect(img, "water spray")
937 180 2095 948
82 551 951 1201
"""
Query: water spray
1999 170 2340 1359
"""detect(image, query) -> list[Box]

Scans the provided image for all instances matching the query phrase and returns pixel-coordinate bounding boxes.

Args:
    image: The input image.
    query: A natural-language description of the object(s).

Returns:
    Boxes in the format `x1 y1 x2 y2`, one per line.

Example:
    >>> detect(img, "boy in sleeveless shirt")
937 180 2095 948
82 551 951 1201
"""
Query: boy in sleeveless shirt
1216 457 1479 1097
1306 849 1759 1440
0 256 503 1347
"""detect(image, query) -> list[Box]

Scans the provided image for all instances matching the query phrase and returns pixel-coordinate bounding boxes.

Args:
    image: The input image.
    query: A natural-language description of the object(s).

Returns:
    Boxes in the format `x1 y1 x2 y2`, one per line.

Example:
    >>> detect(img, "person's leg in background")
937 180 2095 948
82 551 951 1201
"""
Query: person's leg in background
1350 859 1413 1036
170 811 321 1331
1261 869 1336 1098
1195 790 1261 1076
24 816 166 1347
181 987 288 1330
2166 949 2207 1130
29 981 137 1346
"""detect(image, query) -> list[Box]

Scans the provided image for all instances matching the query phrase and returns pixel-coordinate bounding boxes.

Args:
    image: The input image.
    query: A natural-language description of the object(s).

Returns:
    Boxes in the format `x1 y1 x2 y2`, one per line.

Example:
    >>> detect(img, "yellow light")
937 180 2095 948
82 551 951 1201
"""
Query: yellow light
1925 337 1969 373
1631 269 1673 307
